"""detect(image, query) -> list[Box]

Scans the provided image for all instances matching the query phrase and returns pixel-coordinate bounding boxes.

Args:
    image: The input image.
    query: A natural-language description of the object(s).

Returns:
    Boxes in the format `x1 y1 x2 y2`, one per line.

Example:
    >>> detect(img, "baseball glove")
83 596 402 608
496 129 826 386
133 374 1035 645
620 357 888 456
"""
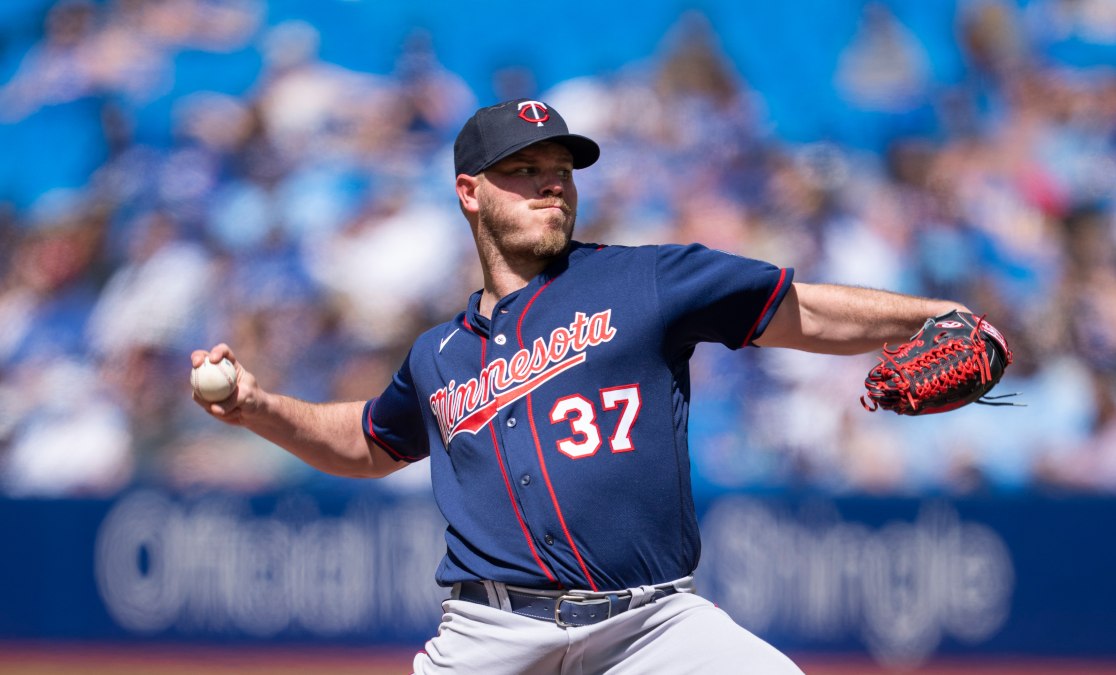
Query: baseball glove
861 310 1015 416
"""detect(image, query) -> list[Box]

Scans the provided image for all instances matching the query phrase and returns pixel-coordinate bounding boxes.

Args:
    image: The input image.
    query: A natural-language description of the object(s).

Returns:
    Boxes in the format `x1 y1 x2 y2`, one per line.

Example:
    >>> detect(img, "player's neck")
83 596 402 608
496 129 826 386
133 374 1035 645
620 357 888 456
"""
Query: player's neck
477 254 556 318
473 233 570 318
478 267 535 318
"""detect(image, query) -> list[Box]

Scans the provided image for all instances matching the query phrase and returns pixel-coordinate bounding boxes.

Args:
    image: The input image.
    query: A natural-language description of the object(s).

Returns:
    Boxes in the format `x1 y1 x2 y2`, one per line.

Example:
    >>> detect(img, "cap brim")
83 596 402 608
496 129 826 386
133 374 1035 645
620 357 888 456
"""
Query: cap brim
479 133 601 174
555 134 601 169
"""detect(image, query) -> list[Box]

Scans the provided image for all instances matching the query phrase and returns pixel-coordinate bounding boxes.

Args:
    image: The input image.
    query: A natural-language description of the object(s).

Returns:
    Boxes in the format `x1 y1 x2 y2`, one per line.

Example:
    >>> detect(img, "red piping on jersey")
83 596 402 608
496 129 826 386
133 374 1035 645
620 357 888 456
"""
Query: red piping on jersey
480 334 557 583
518 279 599 592
365 399 421 461
741 267 789 347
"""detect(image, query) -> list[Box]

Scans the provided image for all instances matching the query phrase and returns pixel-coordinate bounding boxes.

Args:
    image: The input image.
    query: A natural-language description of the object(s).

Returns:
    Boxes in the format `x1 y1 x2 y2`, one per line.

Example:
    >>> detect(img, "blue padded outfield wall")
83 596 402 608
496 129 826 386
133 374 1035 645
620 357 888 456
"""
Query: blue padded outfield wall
2 490 1114 667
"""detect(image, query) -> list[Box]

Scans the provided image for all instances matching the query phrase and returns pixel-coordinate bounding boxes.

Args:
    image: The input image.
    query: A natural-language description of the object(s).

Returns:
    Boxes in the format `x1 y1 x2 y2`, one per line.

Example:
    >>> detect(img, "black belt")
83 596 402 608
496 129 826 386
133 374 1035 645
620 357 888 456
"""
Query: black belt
456 580 682 628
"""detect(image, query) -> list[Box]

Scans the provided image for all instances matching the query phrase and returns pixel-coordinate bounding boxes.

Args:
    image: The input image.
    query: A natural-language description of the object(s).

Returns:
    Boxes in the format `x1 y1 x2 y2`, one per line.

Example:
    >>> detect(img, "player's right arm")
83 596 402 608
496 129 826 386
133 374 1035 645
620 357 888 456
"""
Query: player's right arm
190 345 408 479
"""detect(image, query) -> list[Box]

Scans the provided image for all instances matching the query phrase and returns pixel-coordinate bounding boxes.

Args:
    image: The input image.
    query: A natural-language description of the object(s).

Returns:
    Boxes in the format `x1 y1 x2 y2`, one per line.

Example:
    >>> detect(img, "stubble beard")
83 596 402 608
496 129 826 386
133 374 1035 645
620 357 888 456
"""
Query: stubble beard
479 199 575 262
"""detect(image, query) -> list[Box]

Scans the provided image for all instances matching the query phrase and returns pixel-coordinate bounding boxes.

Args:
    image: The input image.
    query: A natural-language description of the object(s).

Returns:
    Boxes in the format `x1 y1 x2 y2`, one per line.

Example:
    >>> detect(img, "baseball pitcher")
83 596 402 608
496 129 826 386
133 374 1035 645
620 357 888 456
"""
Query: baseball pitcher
192 99 1011 674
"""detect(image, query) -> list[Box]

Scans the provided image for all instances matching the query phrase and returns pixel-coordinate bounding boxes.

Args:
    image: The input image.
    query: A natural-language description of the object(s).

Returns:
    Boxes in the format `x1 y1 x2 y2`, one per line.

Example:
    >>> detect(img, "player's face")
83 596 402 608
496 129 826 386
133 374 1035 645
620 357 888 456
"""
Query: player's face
476 142 578 261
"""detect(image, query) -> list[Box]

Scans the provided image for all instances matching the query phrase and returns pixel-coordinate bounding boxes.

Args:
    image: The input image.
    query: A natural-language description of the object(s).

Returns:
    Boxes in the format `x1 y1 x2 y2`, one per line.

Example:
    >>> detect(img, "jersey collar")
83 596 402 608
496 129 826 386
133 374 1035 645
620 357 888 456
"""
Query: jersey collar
461 241 600 337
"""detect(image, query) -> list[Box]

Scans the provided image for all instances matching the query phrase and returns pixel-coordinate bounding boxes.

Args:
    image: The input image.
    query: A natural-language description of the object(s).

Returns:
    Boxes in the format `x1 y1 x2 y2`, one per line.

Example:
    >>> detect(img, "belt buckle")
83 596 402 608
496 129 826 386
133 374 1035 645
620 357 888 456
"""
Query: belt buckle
554 594 612 628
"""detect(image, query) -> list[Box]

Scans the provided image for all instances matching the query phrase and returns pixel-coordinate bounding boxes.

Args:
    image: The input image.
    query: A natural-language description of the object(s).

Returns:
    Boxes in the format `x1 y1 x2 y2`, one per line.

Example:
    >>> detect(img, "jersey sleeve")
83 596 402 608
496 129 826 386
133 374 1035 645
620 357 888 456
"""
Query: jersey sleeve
362 349 430 462
656 243 793 351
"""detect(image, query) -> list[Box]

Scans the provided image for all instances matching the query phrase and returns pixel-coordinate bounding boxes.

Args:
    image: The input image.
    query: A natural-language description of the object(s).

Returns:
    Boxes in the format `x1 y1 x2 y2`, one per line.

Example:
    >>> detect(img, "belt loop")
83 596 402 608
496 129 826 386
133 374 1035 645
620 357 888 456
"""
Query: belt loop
627 585 658 610
486 581 513 612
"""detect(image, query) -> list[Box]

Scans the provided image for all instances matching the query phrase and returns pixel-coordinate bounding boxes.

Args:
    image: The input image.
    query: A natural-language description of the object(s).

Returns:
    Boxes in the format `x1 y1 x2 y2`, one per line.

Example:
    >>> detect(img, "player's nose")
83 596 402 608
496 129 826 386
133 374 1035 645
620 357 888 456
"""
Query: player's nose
537 171 565 197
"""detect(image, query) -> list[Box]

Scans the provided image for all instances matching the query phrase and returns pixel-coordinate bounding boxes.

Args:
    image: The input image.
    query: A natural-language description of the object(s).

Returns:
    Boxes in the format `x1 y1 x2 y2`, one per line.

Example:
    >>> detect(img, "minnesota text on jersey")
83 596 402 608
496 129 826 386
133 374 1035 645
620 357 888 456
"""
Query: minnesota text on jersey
429 309 617 445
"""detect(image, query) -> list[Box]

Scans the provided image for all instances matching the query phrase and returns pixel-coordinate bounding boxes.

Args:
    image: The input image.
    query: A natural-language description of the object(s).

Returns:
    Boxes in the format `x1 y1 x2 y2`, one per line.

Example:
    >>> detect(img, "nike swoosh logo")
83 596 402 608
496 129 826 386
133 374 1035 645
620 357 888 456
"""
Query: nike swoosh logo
439 329 460 353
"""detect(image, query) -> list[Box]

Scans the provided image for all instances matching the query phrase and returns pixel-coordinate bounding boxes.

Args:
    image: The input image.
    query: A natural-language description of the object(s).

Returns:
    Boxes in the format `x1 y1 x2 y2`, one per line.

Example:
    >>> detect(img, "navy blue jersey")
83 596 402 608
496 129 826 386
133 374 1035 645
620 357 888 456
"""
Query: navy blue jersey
364 242 793 592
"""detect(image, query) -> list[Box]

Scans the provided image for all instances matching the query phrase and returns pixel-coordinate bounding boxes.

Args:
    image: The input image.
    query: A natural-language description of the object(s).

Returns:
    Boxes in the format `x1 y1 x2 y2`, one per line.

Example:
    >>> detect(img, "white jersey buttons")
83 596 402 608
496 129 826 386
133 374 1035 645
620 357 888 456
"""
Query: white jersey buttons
520 474 531 486
494 334 507 345
506 417 517 427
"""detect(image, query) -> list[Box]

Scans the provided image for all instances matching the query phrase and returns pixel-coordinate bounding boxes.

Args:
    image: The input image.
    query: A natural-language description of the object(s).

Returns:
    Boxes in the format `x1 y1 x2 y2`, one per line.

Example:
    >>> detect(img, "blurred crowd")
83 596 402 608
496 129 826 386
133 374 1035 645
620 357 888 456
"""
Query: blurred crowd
0 0 1114 498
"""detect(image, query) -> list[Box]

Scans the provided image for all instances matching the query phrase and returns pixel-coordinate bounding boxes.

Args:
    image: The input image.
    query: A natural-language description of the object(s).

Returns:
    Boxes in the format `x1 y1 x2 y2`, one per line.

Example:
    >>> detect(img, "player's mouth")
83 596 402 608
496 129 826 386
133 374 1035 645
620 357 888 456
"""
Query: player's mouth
532 200 570 214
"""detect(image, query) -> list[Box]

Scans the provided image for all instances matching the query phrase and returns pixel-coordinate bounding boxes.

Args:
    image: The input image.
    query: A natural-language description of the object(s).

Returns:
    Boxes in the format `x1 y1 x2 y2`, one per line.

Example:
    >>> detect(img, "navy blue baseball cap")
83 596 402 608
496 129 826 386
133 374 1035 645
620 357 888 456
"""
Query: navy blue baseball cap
453 98 600 176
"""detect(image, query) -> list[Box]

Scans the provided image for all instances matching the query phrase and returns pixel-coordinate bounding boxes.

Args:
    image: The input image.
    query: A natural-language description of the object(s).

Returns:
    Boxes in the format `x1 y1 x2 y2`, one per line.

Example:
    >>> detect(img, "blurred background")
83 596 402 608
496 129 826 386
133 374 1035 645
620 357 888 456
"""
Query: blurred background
1 0 1115 672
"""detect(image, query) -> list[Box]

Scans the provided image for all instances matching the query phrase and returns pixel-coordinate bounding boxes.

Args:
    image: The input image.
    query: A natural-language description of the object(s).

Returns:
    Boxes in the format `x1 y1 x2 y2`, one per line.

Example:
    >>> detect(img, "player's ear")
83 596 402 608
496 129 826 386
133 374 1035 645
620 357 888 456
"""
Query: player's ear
456 174 481 215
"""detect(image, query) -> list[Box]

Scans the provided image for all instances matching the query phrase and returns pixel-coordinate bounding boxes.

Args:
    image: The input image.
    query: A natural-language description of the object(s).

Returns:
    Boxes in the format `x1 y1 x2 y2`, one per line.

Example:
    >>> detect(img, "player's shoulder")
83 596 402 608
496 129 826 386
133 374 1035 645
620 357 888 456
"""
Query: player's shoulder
411 313 467 354
577 241 718 257
577 241 735 271
569 240 661 266
569 242 755 283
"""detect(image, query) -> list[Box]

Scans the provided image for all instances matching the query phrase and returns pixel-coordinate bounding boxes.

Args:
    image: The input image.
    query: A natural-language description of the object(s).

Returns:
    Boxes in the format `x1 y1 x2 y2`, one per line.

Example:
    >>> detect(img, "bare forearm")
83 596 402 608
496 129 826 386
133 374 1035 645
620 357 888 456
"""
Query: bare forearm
192 345 407 478
242 395 395 478
756 282 969 354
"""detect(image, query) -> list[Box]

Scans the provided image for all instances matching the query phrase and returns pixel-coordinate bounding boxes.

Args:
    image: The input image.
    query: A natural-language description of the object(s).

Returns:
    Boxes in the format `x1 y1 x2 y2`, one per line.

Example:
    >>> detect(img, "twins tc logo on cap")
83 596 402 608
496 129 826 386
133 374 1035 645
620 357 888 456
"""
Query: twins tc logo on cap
517 101 550 126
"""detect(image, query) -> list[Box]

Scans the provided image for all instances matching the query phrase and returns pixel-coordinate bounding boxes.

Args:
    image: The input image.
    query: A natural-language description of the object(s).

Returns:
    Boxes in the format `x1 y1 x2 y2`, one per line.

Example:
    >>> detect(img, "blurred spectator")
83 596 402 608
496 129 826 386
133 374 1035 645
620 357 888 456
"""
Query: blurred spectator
1036 371 1116 490
0 193 107 367
0 357 133 496
0 0 99 121
1 0 1115 497
86 209 213 358
836 3 933 114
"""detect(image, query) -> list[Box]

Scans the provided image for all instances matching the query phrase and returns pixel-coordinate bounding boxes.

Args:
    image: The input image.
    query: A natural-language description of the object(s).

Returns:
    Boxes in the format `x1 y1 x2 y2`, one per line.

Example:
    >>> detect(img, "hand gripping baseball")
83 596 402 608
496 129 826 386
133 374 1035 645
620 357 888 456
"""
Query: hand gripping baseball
190 345 258 425
861 310 1018 416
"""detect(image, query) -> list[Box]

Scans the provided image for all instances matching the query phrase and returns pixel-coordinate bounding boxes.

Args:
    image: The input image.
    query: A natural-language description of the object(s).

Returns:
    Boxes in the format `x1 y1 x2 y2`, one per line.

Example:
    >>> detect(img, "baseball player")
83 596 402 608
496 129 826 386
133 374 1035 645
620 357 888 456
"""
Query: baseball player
193 98 970 674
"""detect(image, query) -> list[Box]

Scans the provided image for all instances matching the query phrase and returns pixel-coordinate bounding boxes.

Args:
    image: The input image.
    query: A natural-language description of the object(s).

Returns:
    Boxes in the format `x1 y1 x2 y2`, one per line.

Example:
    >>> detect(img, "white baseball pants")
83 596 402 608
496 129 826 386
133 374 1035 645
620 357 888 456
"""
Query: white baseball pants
412 586 804 674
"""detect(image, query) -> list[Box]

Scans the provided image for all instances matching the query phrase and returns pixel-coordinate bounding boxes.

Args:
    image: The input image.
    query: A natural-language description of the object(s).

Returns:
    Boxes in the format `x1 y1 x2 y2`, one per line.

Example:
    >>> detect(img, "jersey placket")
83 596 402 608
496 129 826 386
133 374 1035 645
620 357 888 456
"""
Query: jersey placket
520 280 602 591
485 288 585 588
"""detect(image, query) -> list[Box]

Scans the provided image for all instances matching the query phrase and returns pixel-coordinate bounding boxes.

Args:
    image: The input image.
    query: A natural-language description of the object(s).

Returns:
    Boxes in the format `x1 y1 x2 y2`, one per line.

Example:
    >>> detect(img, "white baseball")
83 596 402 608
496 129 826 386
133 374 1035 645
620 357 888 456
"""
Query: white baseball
191 357 237 402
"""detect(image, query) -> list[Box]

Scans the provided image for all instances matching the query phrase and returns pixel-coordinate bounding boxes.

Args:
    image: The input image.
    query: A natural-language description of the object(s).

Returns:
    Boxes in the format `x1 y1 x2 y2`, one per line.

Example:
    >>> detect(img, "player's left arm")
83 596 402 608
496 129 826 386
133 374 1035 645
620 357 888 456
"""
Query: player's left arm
753 282 970 355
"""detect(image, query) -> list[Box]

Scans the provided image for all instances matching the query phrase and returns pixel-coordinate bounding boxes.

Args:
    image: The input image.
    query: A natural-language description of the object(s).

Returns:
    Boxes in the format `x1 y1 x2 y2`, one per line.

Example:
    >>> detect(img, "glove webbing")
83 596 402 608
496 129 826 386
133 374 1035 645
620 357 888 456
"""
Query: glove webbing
893 333 987 413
